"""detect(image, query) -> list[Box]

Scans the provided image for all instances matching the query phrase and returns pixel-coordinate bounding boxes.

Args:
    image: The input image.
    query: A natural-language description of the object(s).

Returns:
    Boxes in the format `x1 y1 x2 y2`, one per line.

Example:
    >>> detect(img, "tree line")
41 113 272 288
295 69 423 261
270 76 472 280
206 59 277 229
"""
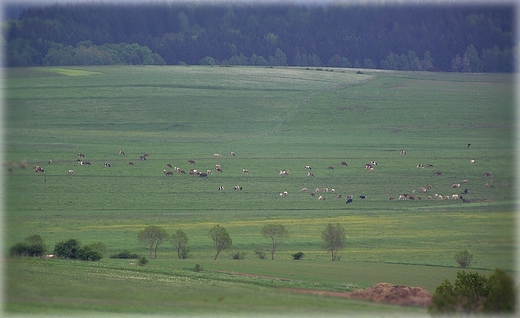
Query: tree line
3 3 514 72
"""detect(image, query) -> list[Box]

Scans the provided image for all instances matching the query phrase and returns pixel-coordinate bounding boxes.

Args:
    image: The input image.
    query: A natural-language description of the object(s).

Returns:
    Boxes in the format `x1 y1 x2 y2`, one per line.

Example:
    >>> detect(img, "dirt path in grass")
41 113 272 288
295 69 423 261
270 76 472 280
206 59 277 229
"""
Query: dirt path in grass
216 271 432 308
284 283 432 308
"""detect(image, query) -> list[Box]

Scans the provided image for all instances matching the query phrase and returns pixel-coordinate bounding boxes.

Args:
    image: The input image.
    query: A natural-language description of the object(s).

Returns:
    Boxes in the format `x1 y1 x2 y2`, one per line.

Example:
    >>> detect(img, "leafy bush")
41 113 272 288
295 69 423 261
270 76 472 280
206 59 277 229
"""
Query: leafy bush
9 235 47 257
254 249 266 259
292 252 304 260
194 264 203 272
138 256 148 266
455 250 473 268
54 238 81 259
110 250 139 259
232 252 246 260
54 239 104 261
429 269 516 314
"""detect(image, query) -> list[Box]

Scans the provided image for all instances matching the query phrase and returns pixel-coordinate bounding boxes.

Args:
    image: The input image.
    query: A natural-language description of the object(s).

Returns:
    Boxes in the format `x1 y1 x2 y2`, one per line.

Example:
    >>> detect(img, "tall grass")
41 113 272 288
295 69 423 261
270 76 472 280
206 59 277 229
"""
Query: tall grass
3 66 516 315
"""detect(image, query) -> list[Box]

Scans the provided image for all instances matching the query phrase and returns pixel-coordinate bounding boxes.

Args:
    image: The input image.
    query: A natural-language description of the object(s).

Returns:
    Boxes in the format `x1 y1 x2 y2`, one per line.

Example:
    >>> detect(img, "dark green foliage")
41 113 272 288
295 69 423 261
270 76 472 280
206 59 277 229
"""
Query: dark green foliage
110 250 139 259
138 256 148 266
232 252 246 260
53 239 103 261
254 249 266 260
9 235 47 257
292 252 304 260
4 4 514 71
194 264 203 272
484 269 516 313
455 250 473 268
429 269 515 314
54 238 81 260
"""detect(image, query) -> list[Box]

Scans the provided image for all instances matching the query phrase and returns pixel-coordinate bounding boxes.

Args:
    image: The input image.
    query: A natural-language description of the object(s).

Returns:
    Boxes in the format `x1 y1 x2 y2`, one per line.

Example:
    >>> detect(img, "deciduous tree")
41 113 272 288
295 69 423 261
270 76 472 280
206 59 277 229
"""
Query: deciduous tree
322 223 346 261
208 224 232 260
261 224 288 260
171 229 190 259
137 225 169 259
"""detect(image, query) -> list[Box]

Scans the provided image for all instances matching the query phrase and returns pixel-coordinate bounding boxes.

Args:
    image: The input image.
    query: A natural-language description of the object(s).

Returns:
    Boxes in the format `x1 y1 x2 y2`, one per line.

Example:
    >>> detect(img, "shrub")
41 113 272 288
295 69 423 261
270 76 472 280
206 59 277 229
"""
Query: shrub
76 245 102 261
455 250 473 268
232 252 246 260
10 235 47 257
292 252 304 260
138 256 148 266
429 269 516 314
110 250 139 259
194 264 203 272
54 238 81 259
254 249 266 259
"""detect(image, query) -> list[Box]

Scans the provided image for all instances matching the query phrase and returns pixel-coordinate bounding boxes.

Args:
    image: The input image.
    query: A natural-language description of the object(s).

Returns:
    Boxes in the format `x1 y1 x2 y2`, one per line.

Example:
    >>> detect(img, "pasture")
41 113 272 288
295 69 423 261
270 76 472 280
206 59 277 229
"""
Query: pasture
3 66 517 315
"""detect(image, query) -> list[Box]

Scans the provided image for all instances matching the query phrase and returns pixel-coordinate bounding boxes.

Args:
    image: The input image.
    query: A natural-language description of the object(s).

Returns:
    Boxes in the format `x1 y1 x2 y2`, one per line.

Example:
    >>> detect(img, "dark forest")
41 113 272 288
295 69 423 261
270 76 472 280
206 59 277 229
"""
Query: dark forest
3 2 515 72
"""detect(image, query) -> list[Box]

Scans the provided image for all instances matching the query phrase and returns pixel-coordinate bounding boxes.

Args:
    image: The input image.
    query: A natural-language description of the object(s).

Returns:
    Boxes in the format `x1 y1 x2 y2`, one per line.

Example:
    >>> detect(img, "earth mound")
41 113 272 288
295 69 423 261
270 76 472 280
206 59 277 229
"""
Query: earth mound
349 282 432 307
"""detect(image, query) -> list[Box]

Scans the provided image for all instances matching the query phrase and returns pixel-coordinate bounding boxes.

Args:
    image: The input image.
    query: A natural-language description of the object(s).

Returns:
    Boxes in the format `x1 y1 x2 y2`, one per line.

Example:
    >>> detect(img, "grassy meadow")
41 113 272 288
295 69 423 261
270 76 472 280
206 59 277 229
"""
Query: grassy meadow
3 65 517 316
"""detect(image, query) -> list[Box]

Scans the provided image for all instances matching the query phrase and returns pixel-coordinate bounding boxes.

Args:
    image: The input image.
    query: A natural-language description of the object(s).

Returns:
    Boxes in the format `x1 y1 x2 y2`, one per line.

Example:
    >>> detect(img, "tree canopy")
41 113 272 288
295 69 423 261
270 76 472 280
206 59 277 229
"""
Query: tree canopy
137 225 169 259
208 224 232 260
4 3 514 72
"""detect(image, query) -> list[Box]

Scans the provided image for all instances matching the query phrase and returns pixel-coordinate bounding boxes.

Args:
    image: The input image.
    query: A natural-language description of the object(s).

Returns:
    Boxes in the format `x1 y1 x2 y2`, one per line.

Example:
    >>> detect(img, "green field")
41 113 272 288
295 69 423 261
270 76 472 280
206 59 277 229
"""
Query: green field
3 66 517 316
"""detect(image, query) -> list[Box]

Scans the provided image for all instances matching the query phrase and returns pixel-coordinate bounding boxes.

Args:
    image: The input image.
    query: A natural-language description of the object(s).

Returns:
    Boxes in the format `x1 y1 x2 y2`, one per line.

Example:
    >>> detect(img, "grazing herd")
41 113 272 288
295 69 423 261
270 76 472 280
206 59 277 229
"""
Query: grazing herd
6 148 495 207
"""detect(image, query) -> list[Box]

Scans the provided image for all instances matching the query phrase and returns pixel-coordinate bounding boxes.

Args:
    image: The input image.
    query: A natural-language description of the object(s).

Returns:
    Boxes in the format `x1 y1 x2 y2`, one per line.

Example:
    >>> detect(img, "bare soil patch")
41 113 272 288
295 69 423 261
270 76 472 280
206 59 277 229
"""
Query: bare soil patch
285 282 432 308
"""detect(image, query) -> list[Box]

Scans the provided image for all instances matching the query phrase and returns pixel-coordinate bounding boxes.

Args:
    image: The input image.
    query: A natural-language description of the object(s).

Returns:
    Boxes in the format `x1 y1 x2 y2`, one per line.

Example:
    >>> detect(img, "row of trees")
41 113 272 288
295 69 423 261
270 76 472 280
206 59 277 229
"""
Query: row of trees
137 223 346 261
4 3 514 71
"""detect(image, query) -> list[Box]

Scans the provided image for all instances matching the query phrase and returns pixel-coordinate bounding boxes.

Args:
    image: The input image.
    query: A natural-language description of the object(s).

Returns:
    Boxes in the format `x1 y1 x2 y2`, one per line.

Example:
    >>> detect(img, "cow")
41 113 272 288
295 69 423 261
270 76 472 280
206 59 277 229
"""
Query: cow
206 169 212 175
470 159 476 164
400 150 407 154
218 186 225 191
139 155 146 160
331 189 335 193
483 171 492 177
242 169 249 174
451 183 461 188
166 163 173 168
234 186 242 190
307 172 315 177
370 161 378 166
452 194 459 200
398 194 407 200
464 189 468 194
104 163 111 167
128 161 134 165
426 184 433 190
427 163 434 168
78 153 86 158
279 170 290 175
188 159 195 164
164 170 173 176
434 171 443 176
34 166 44 173
304 165 312 170
230 152 236 156
216 167 223 172
365 163 373 169
359 195 366 199
420 187 427 193
119 150 125 155
346 198 353 204
68 170 74 175
337 194 343 199
283 191 288 196
328 166 334 170
462 179 468 183
199 173 208 177
214 153 221 157
416 164 424 168
409 195 415 200
318 195 325 200
48 160 53 164
389 196 394 200
300 188 308 192
341 161 348 166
